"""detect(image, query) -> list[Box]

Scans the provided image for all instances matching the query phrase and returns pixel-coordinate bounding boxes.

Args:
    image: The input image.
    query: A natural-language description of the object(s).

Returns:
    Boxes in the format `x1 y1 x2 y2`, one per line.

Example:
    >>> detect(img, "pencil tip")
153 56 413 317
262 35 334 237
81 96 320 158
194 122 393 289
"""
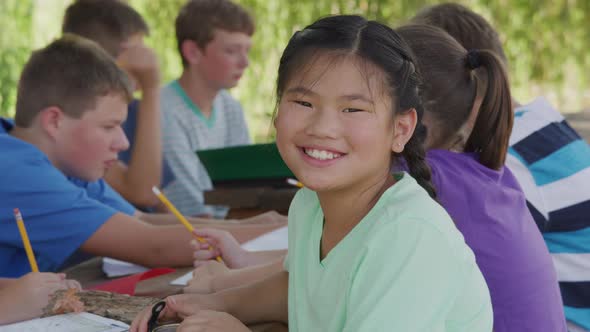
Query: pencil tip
152 186 161 195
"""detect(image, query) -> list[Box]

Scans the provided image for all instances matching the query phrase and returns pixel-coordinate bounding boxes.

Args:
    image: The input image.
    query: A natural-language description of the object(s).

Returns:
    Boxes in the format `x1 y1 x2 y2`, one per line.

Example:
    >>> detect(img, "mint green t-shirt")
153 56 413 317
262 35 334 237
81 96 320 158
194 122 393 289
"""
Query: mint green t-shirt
284 173 493 331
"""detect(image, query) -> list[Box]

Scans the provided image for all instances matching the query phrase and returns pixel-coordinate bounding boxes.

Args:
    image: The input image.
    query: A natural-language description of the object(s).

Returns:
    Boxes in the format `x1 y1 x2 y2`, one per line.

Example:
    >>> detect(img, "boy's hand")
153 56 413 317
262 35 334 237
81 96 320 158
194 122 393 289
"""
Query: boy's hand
178 310 250 332
117 44 161 92
192 228 250 268
12 272 80 318
184 260 230 294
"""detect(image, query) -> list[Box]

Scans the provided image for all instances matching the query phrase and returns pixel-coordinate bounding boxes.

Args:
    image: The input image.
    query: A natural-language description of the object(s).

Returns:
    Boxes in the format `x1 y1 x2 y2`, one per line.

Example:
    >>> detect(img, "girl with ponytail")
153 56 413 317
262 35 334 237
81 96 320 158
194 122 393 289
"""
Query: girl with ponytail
398 24 566 332
131 15 493 332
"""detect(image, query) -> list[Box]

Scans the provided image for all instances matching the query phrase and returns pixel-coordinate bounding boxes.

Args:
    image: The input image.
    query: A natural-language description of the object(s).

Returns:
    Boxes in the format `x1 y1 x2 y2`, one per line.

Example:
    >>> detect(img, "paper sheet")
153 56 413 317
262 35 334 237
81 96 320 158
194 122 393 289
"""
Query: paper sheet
102 257 148 278
170 226 289 286
0 312 129 332
240 226 288 252
170 271 194 286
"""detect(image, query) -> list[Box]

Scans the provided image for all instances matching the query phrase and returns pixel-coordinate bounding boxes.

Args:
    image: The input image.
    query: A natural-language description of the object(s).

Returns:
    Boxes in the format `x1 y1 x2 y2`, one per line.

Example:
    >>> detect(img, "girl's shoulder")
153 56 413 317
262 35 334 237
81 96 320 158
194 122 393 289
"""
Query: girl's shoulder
287 187 321 226
375 173 455 232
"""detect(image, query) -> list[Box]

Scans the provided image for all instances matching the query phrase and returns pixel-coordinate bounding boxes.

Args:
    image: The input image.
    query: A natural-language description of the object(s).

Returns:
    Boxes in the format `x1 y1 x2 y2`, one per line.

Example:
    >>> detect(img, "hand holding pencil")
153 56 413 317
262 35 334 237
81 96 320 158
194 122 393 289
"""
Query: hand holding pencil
151 187 223 263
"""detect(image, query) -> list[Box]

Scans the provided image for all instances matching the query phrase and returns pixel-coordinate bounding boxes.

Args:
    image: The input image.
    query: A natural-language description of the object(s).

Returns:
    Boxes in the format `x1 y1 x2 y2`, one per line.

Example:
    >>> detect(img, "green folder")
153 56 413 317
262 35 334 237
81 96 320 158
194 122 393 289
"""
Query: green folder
196 143 294 186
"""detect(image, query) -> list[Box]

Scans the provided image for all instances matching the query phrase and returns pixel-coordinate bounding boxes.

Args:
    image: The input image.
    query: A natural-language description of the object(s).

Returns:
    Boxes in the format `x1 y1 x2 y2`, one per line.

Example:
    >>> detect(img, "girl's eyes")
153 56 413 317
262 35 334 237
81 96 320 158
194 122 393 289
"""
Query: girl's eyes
342 108 365 113
291 101 366 113
293 100 312 108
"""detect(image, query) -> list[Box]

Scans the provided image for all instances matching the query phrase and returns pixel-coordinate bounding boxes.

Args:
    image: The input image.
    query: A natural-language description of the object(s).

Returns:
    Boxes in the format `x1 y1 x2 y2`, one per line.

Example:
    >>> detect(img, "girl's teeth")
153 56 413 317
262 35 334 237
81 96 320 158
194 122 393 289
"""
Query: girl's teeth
304 148 340 160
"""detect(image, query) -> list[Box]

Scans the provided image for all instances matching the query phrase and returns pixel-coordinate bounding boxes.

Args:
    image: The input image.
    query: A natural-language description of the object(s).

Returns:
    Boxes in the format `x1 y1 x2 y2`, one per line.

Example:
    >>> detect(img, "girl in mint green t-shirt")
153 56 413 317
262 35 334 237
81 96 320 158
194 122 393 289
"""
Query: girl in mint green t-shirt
130 15 492 332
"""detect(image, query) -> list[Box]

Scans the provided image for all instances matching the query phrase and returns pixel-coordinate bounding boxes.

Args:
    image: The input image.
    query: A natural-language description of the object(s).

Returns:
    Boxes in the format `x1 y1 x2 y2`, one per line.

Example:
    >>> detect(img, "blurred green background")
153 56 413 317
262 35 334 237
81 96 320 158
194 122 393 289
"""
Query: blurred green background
1 0 588 142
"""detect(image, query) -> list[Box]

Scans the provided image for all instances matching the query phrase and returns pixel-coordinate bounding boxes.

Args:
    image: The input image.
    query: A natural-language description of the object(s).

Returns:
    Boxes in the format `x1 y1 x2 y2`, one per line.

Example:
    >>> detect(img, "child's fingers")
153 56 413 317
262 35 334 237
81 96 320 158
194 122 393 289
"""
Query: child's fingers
65 279 82 290
193 228 229 241
166 295 201 319
189 239 198 249
193 259 218 269
193 249 218 261
36 272 68 284
130 305 155 332
195 236 217 246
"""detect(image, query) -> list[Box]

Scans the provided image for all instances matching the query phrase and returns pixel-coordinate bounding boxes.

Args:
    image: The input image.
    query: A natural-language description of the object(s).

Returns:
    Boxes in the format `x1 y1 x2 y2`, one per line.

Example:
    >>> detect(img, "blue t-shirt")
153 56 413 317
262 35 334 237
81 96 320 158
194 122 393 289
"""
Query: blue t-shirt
0 118 135 277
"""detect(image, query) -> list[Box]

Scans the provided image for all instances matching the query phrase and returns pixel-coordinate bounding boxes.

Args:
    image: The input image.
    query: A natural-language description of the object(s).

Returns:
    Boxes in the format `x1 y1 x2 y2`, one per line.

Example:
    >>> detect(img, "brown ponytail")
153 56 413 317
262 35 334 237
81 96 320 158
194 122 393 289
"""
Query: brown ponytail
464 50 513 170
398 24 513 171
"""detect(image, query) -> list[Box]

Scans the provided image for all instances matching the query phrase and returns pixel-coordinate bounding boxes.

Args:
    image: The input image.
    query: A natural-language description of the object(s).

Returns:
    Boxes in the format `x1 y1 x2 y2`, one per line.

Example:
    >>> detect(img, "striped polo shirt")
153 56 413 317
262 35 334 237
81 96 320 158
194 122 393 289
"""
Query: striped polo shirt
160 80 250 217
506 97 590 329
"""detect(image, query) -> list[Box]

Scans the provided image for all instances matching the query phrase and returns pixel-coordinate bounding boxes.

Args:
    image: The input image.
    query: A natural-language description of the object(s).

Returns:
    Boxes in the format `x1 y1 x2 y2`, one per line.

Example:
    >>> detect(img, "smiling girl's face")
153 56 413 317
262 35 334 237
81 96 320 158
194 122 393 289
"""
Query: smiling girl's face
275 53 409 194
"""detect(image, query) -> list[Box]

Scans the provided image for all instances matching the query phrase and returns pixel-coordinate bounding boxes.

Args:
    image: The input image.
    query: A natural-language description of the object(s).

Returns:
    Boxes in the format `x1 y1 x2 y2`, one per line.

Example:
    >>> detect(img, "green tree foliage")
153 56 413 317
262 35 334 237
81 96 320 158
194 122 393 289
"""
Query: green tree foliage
0 0 33 118
0 0 588 142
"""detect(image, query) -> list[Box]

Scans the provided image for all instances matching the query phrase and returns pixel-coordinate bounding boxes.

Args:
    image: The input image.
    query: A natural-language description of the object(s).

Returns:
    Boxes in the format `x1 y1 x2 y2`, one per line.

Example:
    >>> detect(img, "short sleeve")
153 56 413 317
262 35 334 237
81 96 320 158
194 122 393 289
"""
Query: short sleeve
0 154 120 277
343 218 492 331
69 178 135 215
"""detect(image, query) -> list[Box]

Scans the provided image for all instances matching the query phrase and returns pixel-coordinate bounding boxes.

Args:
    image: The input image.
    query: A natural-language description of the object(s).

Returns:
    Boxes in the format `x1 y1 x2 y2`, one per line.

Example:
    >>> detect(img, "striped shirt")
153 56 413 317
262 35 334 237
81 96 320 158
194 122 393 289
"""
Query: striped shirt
160 80 250 217
506 97 590 330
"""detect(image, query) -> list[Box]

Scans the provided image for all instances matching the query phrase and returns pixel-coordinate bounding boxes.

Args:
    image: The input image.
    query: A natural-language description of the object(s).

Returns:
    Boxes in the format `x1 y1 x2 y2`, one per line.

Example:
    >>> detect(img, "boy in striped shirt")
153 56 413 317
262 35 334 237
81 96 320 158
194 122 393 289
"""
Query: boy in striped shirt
160 0 254 217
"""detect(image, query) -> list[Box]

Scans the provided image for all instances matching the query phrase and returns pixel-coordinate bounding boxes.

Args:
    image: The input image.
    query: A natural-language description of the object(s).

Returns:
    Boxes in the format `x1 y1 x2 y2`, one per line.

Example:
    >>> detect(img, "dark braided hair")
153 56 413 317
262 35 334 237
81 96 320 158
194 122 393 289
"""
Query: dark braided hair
274 15 436 198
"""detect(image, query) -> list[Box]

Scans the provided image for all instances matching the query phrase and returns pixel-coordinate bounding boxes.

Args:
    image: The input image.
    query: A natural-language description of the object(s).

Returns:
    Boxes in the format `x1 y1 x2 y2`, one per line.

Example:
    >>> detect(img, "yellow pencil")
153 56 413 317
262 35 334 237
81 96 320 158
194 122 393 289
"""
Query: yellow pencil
287 178 304 188
151 187 222 263
13 208 39 272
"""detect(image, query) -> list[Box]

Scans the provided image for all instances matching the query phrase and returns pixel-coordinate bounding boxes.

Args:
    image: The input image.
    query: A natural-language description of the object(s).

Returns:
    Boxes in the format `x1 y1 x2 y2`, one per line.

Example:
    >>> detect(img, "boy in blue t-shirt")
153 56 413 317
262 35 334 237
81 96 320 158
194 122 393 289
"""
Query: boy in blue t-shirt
0 35 282 278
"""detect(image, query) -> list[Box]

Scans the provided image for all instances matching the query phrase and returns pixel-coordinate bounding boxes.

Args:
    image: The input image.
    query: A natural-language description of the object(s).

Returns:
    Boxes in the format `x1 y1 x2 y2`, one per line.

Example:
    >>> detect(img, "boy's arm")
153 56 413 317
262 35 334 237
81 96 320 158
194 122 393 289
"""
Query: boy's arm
80 213 194 268
0 278 16 289
136 211 287 244
104 45 162 207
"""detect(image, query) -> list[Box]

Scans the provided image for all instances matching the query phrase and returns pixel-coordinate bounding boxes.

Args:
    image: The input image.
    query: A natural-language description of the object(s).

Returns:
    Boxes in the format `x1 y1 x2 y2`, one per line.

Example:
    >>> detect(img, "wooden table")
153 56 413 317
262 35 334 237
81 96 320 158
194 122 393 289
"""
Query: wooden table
62 257 189 297
204 187 297 219
62 257 287 331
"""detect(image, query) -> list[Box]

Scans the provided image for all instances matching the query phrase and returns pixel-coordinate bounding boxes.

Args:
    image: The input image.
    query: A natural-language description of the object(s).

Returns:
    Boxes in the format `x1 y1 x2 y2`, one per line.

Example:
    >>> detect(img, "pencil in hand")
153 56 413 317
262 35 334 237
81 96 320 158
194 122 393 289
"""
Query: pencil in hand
151 187 223 263
14 208 39 272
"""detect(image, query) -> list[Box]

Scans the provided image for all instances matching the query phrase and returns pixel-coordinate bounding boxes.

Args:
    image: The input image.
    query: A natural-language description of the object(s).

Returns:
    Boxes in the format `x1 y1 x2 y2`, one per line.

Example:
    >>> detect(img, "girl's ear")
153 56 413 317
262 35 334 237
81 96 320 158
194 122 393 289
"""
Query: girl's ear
391 108 417 153
181 40 202 65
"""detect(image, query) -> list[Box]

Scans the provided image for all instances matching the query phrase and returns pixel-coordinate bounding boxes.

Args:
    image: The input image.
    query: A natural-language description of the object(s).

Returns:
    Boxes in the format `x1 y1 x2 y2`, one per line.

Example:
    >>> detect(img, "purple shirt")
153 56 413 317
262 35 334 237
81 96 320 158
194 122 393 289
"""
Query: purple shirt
426 149 566 332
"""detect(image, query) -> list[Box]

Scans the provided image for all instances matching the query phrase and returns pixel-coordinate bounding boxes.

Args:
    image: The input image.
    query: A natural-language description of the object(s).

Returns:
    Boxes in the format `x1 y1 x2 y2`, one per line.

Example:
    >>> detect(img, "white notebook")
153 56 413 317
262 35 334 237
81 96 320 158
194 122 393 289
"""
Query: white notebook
102 257 148 278
241 226 288 252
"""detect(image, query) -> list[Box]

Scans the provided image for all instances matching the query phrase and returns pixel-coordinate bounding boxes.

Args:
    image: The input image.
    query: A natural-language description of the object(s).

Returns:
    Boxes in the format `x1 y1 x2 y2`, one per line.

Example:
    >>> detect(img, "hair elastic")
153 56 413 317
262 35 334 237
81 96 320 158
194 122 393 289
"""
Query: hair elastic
466 49 481 69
